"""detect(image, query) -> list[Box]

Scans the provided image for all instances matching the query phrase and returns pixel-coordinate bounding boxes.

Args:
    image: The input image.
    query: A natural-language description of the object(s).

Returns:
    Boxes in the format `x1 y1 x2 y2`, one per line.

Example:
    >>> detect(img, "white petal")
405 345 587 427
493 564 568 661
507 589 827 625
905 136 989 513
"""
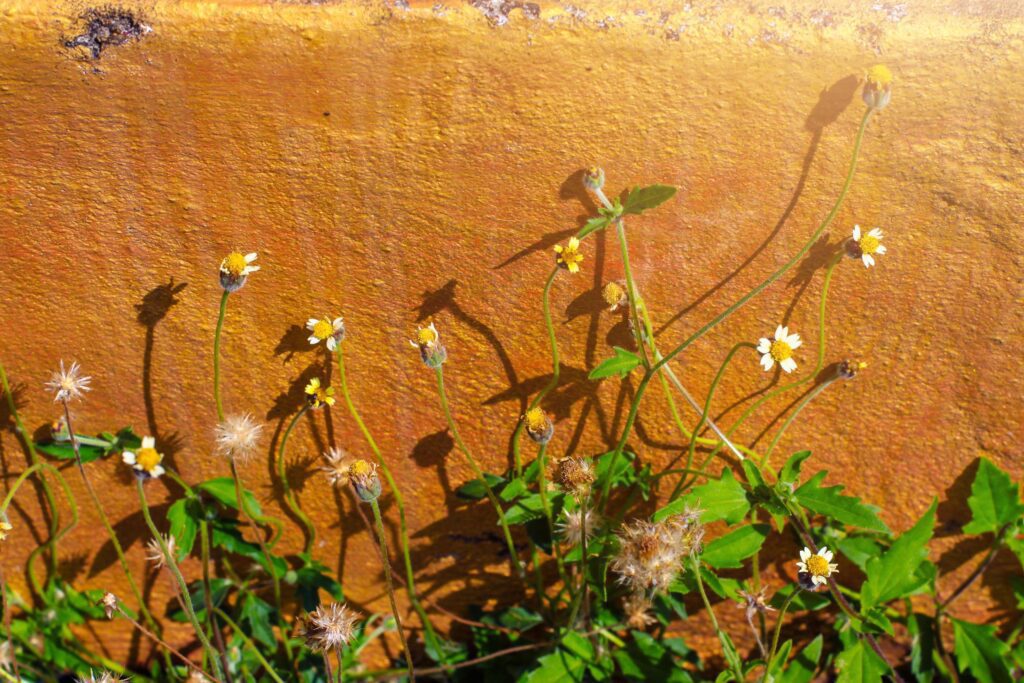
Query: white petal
868 228 883 238
876 244 887 254
333 317 344 328
244 253 258 263
819 546 830 558
796 561 807 572
142 436 155 448
781 358 797 373
757 339 771 353
308 335 320 345
326 338 337 351
761 354 775 371
862 254 875 267
787 334 802 348
800 548 811 561
152 466 165 478
775 325 786 340
122 452 136 464
852 225 861 240
307 318 320 328
813 575 827 586
409 340 419 348
246 265 260 273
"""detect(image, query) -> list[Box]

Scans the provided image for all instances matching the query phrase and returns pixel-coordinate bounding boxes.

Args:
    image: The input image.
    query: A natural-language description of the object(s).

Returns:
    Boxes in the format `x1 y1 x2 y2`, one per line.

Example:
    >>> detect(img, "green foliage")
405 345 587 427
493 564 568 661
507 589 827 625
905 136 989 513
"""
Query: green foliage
952 618 1013 683
962 456 1024 535
859 499 936 611
794 471 889 532
588 346 642 379
35 425 141 464
622 185 678 215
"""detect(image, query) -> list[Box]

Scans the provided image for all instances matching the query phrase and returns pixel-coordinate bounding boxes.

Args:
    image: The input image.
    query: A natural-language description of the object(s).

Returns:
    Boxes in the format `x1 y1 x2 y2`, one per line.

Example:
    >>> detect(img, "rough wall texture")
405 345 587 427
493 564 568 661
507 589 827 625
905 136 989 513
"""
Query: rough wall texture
0 0 1022 669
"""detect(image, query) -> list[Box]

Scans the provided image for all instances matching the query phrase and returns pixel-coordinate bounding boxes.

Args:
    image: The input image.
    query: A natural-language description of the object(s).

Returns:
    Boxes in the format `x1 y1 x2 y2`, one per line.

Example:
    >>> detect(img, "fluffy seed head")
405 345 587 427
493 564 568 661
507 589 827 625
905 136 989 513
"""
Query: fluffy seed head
556 456 595 499
215 414 264 463
611 511 704 594
46 360 92 403
304 602 359 652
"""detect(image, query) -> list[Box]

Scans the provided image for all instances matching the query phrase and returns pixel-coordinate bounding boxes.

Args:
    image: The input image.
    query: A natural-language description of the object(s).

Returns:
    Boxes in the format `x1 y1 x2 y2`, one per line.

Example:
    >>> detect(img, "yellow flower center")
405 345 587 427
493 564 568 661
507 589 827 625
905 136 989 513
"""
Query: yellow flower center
417 327 437 345
866 64 893 88
312 319 334 340
806 554 830 576
858 235 880 254
769 340 793 362
223 252 248 276
136 447 162 472
350 460 373 477
524 408 547 431
603 282 625 306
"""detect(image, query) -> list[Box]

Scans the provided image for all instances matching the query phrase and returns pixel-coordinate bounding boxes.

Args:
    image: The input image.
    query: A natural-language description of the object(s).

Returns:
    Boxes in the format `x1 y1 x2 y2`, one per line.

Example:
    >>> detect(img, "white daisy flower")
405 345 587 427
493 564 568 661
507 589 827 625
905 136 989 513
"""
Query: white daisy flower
847 225 887 268
757 325 802 373
219 251 260 291
796 546 838 587
122 436 166 479
306 316 346 351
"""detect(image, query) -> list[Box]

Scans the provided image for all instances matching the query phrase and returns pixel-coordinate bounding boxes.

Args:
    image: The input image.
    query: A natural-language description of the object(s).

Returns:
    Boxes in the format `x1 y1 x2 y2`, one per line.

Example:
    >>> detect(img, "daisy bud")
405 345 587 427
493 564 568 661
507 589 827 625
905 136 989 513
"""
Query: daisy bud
602 281 628 312
862 64 893 111
349 459 382 502
219 251 260 292
523 407 554 445
410 322 447 368
583 166 606 191
837 359 868 380
101 592 119 619
556 456 595 499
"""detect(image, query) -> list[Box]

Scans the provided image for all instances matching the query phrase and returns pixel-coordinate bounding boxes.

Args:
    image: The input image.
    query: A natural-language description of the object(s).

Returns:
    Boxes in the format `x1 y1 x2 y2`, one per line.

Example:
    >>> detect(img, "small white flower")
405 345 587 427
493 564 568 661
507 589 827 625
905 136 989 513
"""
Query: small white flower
219 251 260 291
46 360 92 403
214 414 263 463
757 325 802 374
848 225 887 268
796 546 838 587
306 316 346 351
122 436 166 479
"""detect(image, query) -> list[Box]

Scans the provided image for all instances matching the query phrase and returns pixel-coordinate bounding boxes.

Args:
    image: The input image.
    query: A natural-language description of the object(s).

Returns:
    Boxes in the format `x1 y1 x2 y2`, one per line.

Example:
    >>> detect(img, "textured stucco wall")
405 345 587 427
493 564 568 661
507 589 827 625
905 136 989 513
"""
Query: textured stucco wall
0 0 1022 668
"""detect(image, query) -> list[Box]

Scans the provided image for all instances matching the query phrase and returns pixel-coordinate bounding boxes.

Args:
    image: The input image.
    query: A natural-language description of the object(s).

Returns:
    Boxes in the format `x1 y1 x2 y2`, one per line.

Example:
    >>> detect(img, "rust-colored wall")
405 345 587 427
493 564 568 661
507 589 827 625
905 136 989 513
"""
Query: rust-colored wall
1 0 1022 668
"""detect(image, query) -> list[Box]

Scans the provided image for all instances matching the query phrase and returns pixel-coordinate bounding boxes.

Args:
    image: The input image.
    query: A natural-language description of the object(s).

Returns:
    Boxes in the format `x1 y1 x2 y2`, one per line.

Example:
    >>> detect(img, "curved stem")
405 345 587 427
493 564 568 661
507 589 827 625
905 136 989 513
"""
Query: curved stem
214 608 286 683
277 405 317 554
137 479 225 681
213 290 229 422
435 366 524 581
691 555 745 682
335 346 441 653
369 498 415 681
767 590 798 669
762 377 839 467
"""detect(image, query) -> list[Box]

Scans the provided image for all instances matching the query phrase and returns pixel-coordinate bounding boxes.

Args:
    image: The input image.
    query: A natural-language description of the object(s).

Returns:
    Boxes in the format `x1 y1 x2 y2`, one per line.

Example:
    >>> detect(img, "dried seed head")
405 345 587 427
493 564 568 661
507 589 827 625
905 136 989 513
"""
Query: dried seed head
623 592 656 629
101 592 119 619
555 507 601 547
145 534 176 568
304 602 360 652
737 587 775 622
556 456 595 499
215 414 264 463
77 672 128 683
602 281 628 311
611 511 704 594
46 360 92 403
523 407 554 445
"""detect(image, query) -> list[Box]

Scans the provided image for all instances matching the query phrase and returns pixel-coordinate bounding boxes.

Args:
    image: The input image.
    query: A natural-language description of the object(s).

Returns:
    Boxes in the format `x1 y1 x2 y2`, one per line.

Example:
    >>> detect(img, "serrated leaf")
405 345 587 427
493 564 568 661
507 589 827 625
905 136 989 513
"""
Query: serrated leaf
962 457 1024 535
577 215 612 239
455 473 506 501
794 471 888 532
952 618 1012 683
622 185 677 215
656 468 749 524
505 493 545 525
197 477 263 517
521 649 585 683
835 639 888 683
779 451 813 486
594 449 636 491
779 634 823 683
588 347 642 380
860 499 936 611
701 524 769 569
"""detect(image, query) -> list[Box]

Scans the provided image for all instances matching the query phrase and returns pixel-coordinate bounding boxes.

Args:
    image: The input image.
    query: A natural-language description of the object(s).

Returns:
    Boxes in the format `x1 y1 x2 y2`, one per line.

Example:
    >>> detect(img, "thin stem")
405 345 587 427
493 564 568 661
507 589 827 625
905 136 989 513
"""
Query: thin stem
768 590 798 668
277 405 317 554
600 109 873 506
939 530 1007 610
565 495 591 629
335 346 441 653
762 377 840 467
369 498 415 681
435 366 524 580
1 360 61 581
213 290 229 422
200 520 232 682
535 443 568 585
115 605 218 681
691 555 745 682
136 479 225 681
214 608 286 683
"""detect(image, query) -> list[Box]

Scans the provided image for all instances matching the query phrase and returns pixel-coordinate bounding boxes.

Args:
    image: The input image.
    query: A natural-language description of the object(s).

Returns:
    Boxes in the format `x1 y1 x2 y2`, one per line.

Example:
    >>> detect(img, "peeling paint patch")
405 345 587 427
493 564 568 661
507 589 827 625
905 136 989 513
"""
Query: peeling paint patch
63 6 150 59
470 0 539 26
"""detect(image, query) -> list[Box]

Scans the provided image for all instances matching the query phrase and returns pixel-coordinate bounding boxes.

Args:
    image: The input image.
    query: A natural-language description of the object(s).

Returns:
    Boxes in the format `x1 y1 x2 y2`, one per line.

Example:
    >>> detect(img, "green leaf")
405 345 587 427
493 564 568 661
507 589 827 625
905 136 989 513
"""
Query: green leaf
498 606 543 632
656 468 749 524
779 451 812 486
588 347 642 380
907 613 937 683
166 498 198 558
836 536 886 572
594 450 636 491
701 524 769 569
35 440 107 464
952 618 1013 683
240 594 276 648
455 473 506 501
577 215 611 239
835 639 888 683
521 649 586 683
779 634 823 683
860 500 936 611
794 471 889 532
962 457 1024 535
766 639 793 679
505 493 545 525
622 185 677 215
197 477 263 517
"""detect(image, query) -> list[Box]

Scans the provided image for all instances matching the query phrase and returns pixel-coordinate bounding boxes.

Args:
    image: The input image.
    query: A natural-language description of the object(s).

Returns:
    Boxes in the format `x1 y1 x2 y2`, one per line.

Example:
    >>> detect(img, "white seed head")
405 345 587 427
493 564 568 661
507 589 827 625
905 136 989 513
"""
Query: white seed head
46 360 92 403
304 602 359 652
214 414 264 463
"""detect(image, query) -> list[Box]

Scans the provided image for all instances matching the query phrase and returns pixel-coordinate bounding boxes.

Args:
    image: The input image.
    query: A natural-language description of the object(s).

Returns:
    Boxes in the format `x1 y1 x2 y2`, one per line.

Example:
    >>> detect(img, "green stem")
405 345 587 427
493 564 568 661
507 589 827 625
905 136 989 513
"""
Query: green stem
0 360 61 582
214 608 286 683
213 290 229 422
335 346 441 653
762 377 840 467
767 590 798 669
511 268 560 478
535 443 568 587
368 499 415 681
691 555 745 682
435 366 525 581
136 479 225 681
230 460 285 632
277 405 317 554
200 520 233 682
600 109 873 507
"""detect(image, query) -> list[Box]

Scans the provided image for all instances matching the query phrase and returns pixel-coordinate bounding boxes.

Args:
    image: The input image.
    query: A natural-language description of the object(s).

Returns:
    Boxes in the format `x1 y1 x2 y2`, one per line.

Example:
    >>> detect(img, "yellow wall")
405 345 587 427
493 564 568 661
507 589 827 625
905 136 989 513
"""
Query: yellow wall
0 0 1021 666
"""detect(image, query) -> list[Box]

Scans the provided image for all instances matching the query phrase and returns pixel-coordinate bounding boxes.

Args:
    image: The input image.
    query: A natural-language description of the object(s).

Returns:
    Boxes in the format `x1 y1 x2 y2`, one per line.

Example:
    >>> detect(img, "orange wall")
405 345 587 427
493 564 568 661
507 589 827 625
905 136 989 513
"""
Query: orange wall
0 0 1021 666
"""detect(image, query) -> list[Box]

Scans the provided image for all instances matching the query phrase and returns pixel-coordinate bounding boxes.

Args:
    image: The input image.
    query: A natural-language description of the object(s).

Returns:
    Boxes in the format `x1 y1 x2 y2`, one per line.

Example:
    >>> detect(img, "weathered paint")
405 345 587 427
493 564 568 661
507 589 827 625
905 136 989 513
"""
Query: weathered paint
0 0 1021 669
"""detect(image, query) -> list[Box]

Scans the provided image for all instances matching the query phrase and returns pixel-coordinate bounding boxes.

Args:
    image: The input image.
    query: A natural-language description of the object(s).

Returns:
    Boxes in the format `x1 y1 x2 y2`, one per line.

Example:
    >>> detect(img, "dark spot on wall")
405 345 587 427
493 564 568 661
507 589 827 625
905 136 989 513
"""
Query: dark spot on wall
63 6 150 60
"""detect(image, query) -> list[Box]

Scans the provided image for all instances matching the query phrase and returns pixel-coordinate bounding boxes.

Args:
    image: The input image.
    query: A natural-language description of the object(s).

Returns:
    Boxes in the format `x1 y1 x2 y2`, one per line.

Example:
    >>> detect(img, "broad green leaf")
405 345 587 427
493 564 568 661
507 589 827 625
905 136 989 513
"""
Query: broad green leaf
622 185 677 215
962 457 1024 535
701 524 769 569
588 347 642 380
594 450 636 491
835 639 888 683
577 215 611 239
794 471 889 532
240 593 276 648
656 468 749 524
505 493 545 525
779 451 812 486
35 440 107 463
613 631 693 682
498 606 544 632
166 498 198 558
779 634 823 683
860 500 936 611
455 473 506 500
952 618 1012 683
836 536 886 571
771 584 830 611
521 649 586 682
198 477 263 517
766 639 792 679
